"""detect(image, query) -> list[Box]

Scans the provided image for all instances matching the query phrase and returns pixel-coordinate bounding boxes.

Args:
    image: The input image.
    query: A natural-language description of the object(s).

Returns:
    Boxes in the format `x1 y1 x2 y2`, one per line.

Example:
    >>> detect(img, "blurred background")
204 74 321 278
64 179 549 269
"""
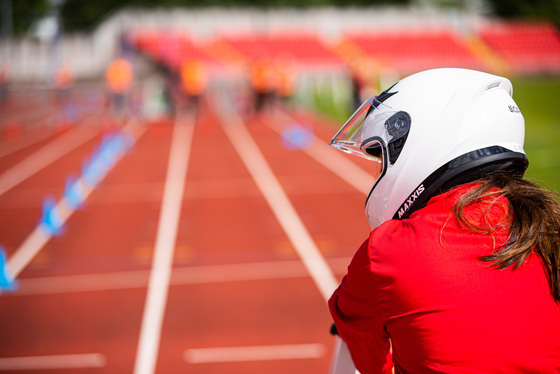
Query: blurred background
0 1 559 372
1 0 559 189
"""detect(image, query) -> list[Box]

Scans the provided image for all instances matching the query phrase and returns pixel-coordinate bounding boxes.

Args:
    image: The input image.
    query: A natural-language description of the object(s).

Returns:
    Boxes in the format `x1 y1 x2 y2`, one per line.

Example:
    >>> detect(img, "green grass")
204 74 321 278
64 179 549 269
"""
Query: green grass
304 74 560 193
511 76 560 192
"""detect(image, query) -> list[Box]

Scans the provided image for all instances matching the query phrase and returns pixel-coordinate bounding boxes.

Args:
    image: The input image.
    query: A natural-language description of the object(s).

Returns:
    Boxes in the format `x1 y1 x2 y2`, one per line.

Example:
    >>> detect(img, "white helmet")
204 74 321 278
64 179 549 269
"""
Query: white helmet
330 68 528 230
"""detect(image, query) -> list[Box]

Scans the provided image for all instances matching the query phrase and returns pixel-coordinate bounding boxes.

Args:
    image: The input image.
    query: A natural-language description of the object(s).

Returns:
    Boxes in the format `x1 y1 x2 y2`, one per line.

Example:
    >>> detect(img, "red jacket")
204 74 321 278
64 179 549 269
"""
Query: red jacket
329 184 560 373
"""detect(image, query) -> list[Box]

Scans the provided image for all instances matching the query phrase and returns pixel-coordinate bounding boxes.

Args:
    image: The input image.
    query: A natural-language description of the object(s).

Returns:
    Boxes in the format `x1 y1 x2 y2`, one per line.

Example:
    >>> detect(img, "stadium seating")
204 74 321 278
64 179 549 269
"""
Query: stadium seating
131 21 560 77
479 22 560 74
341 29 484 74
133 31 219 71
217 32 345 69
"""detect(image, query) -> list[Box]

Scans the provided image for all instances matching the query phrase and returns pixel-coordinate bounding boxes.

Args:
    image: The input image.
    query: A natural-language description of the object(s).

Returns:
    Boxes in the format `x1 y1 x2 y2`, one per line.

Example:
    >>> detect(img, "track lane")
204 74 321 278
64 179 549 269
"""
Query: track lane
134 112 195 374
218 97 339 301
0 117 170 372
0 90 374 373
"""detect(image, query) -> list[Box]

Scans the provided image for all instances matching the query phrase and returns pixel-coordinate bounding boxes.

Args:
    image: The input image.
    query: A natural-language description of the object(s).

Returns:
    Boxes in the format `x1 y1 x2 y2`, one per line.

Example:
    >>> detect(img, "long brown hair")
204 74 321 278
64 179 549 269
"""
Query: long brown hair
452 171 560 303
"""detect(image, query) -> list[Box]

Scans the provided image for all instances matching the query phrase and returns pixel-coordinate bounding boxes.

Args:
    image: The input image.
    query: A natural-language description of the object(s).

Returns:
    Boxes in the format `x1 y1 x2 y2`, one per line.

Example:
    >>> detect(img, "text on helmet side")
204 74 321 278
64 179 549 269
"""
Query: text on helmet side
397 184 425 219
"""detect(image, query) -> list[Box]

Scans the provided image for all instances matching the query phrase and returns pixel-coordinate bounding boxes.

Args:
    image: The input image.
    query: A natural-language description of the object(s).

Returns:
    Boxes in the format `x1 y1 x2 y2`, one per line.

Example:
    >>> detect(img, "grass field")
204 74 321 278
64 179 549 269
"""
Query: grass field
309 74 560 193
510 76 560 193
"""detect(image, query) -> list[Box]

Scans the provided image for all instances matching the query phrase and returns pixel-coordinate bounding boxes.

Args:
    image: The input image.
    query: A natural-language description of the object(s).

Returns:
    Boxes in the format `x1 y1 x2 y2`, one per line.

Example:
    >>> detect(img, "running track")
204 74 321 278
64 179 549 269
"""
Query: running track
0 87 375 373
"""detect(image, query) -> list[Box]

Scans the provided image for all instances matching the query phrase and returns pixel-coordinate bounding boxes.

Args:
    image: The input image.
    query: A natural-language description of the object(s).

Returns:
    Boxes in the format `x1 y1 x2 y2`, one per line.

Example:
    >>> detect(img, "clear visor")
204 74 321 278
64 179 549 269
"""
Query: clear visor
329 96 410 163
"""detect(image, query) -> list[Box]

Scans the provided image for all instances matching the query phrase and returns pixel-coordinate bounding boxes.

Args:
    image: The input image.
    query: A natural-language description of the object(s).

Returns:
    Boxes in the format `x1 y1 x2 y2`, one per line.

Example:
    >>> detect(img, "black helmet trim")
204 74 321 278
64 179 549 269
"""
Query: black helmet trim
392 146 529 221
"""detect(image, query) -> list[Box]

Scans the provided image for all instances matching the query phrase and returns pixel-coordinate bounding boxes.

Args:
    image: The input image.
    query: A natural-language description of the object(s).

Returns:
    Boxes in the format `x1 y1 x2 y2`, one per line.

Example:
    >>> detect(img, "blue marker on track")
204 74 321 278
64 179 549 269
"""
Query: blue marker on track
0 247 17 291
40 196 65 236
281 122 314 150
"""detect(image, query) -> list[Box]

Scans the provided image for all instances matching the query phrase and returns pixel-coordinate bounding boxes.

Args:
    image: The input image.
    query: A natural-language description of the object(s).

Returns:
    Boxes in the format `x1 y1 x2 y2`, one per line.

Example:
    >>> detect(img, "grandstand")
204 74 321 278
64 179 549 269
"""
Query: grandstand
2 7 560 84
478 21 560 74
132 32 222 71
340 28 485 75
125 8 560 81
216 33 344 70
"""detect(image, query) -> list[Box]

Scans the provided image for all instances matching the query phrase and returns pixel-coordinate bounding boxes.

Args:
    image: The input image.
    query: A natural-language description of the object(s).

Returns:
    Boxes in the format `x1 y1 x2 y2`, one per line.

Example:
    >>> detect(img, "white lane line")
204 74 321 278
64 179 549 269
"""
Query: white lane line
133 115 195 374
14 269 150 295
273 110 364 374
271 109 374 195
305 141 373 195
6 185 97 279
9 258 352 296
0 126 100 196
0 130 55 159
0 353 106 370
184 344 326 363
6 121 147 279
218 104 338 302
0 113 104 160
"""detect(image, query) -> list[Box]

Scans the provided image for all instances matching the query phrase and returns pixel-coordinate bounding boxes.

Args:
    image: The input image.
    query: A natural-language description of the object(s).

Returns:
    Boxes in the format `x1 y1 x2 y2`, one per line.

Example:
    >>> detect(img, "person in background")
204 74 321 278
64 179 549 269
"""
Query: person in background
275 57 297 111
328 68 560 373
54 62 76 126
54 61 74 97
249 56 277 117
0 63 9 104
105 57 134 119
180 59 207 118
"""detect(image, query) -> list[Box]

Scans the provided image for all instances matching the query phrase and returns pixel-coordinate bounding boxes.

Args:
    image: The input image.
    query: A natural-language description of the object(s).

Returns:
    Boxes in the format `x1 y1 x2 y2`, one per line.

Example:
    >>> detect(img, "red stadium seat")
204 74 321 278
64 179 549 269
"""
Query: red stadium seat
479 22 560 74
216 32 345 69
342 29 484 74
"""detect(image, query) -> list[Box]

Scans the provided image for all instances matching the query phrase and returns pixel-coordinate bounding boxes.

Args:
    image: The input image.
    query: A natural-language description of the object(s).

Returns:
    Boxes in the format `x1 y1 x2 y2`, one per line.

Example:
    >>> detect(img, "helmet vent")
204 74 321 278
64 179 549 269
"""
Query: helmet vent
386 111 411 164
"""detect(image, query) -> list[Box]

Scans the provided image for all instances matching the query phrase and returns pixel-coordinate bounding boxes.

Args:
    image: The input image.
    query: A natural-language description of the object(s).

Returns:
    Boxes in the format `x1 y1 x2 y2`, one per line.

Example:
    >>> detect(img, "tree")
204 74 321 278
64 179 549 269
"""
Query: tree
58 0 560 33
487 0 560 24
0 0 49 37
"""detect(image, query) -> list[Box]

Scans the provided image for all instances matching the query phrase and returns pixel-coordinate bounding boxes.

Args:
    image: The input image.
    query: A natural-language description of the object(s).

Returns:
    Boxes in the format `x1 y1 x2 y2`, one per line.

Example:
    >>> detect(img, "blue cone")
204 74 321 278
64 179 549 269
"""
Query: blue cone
281 122 314 150
40 196 65 236
0 247 17 292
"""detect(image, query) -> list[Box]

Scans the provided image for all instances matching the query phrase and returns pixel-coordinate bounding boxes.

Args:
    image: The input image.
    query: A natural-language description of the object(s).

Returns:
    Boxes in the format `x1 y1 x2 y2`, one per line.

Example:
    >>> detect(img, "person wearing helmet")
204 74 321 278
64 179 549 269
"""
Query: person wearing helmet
328 68 560 373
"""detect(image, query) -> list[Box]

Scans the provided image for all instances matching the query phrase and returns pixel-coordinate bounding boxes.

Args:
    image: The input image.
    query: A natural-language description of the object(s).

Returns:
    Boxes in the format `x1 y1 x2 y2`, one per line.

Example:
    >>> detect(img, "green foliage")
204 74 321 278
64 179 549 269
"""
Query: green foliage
5 0 560 36
58 0 560 32
59 0 409 32
60 0 121 32
0 0 49 36
489 0 560 24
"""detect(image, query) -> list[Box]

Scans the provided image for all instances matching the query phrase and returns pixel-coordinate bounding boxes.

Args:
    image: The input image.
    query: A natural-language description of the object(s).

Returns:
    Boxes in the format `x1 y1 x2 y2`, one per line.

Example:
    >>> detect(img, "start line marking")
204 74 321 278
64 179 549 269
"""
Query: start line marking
9 257 351 295
185 343 326 364
0 353 106 370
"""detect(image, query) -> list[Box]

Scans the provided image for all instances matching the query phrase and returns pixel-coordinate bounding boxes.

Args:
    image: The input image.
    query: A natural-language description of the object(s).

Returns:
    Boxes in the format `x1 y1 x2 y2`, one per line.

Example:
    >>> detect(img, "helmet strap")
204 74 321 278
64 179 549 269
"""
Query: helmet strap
392 146 528 221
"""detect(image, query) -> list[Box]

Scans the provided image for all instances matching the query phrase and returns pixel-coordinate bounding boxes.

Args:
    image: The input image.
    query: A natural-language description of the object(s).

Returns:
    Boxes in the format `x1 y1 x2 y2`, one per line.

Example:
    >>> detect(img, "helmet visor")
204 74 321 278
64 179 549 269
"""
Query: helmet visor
329 95 410 164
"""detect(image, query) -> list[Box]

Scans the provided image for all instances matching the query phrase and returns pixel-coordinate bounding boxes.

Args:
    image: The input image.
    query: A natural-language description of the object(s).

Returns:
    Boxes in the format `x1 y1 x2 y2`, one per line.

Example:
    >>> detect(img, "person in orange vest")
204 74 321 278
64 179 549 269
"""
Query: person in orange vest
55 62 74 95
275 57 297 111
105 57 133 118
348 56 381 111
249 57 277 116
180 59 207 117
54 62 76 126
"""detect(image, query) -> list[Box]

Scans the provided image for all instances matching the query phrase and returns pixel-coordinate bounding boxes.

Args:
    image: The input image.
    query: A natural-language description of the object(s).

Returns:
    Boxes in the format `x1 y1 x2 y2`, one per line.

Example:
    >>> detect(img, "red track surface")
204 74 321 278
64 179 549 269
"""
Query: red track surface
0 89 374 373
